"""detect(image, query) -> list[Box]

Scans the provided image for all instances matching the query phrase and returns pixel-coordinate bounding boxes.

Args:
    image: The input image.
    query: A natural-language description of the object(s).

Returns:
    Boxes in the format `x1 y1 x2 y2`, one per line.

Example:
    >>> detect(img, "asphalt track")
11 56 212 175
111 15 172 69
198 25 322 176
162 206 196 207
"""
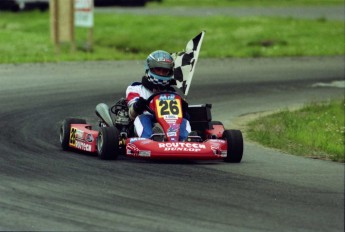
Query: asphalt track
0 56 344 231
96 6 344 20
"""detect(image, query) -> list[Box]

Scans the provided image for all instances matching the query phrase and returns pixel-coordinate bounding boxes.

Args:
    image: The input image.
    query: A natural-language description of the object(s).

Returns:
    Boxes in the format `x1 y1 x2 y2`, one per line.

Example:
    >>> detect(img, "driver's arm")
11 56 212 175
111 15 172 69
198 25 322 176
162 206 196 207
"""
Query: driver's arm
128 97 147 120
126 83 146 120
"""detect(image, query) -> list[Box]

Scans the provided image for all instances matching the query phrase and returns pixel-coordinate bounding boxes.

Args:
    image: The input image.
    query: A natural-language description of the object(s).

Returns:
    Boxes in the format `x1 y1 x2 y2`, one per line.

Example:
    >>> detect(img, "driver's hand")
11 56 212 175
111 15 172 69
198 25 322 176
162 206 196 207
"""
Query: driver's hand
133 97 147 114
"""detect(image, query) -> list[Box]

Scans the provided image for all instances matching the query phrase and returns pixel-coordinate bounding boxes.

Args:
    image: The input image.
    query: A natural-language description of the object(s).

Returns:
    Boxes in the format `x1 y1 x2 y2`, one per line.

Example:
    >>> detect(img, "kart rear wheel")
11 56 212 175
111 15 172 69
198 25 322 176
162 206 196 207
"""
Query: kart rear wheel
97 127 120 160
211 121 223 126
223 129 243 163
60 118 87 151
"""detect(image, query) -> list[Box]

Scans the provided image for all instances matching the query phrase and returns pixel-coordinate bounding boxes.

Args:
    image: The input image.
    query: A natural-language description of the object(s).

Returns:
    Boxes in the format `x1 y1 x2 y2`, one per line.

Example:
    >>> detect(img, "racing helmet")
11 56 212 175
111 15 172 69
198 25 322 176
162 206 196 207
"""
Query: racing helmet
144 50 174 86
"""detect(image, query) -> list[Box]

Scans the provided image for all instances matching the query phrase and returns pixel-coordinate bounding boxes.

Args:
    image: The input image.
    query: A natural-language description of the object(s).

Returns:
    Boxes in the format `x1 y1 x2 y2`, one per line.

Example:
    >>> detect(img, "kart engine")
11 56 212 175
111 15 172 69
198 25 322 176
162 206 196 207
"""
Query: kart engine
113 98 130 126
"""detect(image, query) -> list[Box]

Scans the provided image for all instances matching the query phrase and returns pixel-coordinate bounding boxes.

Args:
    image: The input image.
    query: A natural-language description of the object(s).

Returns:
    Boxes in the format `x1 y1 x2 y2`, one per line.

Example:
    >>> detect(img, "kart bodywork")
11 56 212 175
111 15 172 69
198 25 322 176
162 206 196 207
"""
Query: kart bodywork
60 92 244 162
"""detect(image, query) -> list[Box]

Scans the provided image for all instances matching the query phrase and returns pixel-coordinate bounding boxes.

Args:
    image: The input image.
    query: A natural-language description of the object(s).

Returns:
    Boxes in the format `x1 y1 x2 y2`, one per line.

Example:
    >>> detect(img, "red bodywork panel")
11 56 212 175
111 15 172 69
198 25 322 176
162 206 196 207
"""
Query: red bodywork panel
205 124 225 139
126 138 227 160
150 93 184 142
67 124 229 160
69 124 98 153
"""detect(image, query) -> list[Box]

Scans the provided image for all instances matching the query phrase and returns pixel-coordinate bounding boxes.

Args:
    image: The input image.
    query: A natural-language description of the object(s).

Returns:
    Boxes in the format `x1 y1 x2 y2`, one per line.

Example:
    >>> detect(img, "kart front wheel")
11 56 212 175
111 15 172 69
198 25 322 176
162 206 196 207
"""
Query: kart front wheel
60 118 87 151
97 127 120 160
223 129 243 163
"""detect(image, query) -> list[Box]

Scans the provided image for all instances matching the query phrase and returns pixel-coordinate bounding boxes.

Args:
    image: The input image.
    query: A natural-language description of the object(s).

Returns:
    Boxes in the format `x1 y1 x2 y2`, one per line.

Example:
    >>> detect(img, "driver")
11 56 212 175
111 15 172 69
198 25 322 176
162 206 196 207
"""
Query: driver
126 50 191 141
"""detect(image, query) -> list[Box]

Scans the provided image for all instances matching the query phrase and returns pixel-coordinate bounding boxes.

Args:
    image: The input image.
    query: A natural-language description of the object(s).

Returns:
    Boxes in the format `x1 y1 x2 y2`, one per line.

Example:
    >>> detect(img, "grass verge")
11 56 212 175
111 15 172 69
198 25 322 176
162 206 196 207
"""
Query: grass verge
0 10 344 63
246 99 345 162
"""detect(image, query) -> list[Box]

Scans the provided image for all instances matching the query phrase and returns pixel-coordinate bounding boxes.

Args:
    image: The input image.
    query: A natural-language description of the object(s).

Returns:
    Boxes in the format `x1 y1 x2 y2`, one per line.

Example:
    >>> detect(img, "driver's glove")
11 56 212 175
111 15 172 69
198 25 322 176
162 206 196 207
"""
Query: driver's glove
133 97 147 114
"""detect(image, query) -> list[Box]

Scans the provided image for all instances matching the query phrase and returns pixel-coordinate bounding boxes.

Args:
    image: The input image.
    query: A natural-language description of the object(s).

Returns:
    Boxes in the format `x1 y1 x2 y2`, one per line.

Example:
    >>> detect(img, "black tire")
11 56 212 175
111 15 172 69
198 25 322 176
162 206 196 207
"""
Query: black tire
60 118 87 151
211 121 223 126
38 3 49 12
223 129 243 163
10 5 20 12
97 127 120 160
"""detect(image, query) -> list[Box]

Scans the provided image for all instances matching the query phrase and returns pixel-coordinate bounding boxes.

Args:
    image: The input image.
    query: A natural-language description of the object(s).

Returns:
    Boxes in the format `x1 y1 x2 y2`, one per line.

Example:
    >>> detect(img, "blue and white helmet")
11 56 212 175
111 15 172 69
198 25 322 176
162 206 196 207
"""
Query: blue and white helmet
144 50 174 86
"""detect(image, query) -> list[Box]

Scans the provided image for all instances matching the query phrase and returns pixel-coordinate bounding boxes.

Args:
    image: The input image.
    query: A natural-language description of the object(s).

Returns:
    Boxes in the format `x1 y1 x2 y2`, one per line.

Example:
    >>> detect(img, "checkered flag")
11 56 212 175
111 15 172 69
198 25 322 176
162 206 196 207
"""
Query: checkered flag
172 31 205 96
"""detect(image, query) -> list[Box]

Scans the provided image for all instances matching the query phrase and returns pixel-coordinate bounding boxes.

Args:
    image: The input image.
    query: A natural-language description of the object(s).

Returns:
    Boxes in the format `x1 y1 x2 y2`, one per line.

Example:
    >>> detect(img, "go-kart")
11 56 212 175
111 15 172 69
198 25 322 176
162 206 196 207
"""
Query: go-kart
59 91 244 162
59 31 243 162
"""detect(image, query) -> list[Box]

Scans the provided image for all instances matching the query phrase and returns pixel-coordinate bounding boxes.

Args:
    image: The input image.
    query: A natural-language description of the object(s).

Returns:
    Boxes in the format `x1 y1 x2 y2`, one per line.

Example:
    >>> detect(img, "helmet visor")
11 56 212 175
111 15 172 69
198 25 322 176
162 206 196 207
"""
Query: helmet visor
150 67 173 77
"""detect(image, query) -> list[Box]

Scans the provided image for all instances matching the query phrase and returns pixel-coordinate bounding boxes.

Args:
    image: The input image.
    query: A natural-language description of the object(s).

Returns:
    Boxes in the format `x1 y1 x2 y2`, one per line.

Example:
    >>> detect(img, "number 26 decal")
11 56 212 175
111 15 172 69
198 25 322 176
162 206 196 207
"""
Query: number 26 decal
157 99 182 117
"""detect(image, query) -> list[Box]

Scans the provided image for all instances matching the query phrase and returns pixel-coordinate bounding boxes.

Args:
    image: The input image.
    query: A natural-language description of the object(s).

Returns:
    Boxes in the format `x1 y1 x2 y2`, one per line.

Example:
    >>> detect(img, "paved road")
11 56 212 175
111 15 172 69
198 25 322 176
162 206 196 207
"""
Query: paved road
96 6 344 20
0 56 344 231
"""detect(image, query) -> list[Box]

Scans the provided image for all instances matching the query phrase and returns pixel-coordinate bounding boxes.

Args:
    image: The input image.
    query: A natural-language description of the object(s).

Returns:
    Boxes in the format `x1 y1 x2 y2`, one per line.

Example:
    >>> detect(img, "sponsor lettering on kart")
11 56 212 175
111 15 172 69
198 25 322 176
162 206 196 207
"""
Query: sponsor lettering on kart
74 141 92 152
69 127 92 152
126 143 149 157
158 142 206 152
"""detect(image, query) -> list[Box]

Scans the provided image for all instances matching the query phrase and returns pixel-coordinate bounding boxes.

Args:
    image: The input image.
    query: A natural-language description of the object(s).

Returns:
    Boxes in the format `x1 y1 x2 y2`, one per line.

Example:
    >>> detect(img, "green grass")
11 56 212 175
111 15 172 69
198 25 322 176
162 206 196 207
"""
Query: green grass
246 99 345 162
149 0 344 7
0 10 344 63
